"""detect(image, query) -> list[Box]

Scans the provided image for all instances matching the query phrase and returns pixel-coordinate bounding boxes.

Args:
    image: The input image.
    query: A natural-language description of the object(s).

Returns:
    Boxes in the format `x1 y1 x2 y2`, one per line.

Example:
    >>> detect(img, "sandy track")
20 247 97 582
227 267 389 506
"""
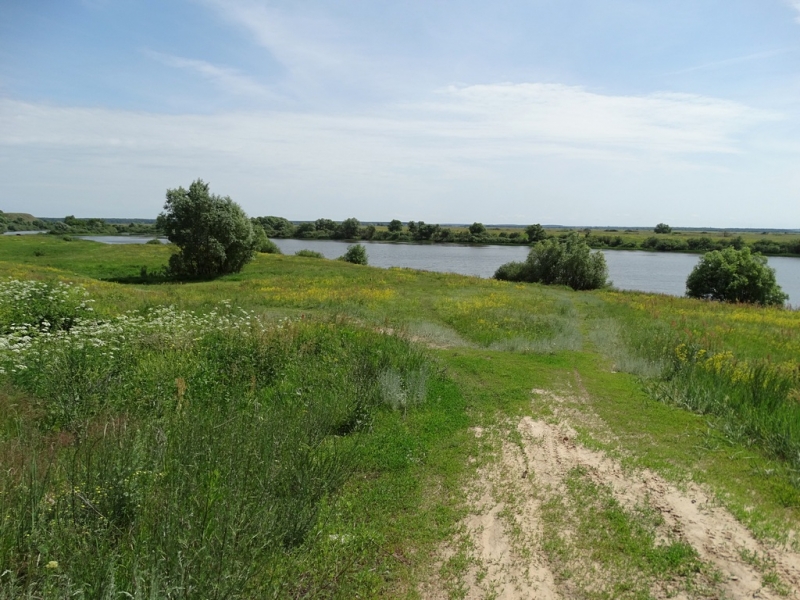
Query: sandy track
518 415 800 598
426 392 800 599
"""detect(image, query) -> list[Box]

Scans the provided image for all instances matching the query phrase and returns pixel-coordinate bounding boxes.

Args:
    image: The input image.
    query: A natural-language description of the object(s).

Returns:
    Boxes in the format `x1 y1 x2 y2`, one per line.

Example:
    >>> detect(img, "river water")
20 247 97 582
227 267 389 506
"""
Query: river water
73 235 800 306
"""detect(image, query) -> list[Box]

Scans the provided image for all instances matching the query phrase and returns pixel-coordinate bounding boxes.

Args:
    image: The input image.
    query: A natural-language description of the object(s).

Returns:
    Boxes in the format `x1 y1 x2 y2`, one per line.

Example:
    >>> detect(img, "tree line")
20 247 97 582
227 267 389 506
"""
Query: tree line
254 216 549 245
255 216 800 256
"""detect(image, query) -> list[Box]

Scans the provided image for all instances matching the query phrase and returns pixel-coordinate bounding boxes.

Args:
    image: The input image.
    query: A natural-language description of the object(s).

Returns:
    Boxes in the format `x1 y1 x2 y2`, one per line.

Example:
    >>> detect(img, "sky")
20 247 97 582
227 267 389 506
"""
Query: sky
0 0 799 227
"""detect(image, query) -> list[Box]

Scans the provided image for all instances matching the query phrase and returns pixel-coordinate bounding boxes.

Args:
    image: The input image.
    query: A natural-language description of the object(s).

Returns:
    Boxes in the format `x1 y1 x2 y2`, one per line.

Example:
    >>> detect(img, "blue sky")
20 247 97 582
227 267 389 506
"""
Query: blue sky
1 0 799 226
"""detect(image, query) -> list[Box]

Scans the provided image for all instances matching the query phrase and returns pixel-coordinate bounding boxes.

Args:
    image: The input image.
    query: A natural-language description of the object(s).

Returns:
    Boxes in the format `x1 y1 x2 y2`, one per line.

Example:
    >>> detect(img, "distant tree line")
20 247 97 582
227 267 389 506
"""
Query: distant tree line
252 216 552 245
0 212 159 236
251 216 800 256
0 211 50 233
45 216 159 236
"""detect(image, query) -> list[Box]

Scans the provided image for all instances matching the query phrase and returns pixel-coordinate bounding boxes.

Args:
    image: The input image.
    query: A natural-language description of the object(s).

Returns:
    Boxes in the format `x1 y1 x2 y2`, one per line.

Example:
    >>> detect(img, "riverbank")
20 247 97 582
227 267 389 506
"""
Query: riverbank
25 235 799 305
1 237 799 597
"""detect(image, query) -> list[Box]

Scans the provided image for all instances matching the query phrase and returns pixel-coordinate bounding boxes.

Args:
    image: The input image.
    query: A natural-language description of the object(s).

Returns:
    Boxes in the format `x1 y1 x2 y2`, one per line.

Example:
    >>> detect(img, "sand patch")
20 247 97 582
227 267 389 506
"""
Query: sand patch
425 392 800 598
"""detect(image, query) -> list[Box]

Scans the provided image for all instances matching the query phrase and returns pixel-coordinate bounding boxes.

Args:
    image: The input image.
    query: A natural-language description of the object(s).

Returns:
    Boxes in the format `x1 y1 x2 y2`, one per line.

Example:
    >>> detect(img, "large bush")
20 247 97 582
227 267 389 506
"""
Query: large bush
157 179 257 278
339 244 368 265
654 223 672 234
685 247 787 306
494 233 608 290
525 223 548 243
252 222 282 254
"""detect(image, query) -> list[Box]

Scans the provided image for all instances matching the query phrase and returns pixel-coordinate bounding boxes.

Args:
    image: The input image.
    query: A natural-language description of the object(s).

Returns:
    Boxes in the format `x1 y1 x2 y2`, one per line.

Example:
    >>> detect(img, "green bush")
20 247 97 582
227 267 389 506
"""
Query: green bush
686 247 787 306
494 233 608 290
338 244 368 265
493 261 528 281
252 224 282 254
642 236 689 252
525 223 548 243
157 179 257 278
295 249 324 259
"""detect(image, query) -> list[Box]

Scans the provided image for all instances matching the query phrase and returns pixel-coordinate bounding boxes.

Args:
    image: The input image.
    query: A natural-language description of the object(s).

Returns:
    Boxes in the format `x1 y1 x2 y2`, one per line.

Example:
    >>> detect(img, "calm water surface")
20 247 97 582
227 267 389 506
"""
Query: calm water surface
73 235 800 306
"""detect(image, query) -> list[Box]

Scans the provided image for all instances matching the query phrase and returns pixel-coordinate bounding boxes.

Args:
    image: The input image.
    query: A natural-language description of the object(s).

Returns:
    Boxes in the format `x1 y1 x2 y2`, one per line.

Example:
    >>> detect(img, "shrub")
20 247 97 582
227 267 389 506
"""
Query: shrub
685 247 787 306
654 223 672 234
252 224 282 254
494 233 608 290
145 238 162 245
338 244 368 265
493 261 528 281
295 249 324 259
387 219 403 233
686 237 718 252
335 218 361 239
525 223 547 243
156 179 257 278
642 236 689 252
468 222 486 236
750 240 785 255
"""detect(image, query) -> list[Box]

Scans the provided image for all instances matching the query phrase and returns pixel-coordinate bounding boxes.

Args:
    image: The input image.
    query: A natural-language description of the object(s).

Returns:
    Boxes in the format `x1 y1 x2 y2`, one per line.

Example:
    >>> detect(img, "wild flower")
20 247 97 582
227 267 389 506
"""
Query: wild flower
0 280 291 378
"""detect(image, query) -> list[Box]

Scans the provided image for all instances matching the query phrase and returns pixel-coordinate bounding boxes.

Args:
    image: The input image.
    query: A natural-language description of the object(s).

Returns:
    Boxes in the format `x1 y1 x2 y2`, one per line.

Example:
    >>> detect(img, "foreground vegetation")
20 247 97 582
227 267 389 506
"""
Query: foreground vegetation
1 235 799 597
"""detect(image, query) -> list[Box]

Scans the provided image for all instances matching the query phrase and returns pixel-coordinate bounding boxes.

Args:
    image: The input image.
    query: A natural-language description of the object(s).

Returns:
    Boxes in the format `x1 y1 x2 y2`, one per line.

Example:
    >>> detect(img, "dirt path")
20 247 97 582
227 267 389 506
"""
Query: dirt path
426 390 800 599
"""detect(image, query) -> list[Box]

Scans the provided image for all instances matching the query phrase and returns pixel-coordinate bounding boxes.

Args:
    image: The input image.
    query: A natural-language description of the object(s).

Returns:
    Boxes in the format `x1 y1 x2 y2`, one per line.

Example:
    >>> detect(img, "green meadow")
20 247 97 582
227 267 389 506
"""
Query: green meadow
1 235 800 598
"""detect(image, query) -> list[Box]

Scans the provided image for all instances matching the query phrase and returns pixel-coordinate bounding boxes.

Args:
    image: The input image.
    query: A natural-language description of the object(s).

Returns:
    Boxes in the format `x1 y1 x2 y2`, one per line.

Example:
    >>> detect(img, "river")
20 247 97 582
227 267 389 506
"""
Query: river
73 235 800 306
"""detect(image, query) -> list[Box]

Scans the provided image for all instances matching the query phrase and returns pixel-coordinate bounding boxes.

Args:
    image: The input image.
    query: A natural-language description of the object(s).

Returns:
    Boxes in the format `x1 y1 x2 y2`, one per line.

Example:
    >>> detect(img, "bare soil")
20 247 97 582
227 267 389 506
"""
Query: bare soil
424 390 800 599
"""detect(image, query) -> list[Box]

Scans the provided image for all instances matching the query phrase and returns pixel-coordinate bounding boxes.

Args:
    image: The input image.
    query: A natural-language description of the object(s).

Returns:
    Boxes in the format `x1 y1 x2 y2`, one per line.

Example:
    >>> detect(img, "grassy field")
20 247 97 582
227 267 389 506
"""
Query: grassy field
1 235 799 598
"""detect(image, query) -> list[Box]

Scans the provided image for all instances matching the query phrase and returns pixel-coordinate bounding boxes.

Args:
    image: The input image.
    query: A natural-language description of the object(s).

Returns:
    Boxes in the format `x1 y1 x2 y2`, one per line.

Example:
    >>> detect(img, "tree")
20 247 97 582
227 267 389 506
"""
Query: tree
339 244 368 265
157 179 257 278
686 247 787 306
494 233 608 290
654 223 672 234
336 217 361 239
314 218 337 234
295 222 316 237
253 216 295 238
414 222 440 241
525 224 548 243
387 219 403 233
469 222 486 236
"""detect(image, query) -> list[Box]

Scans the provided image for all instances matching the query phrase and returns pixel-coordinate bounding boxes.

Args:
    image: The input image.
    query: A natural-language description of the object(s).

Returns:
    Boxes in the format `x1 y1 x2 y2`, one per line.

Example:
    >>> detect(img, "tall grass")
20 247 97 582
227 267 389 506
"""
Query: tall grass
596 294 800 480
0 281 433 598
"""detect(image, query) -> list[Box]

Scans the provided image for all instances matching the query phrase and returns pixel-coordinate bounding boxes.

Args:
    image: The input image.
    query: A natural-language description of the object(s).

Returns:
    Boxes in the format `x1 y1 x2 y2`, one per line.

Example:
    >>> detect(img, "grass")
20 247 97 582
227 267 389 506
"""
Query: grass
540 465 708 598
0 235 799 596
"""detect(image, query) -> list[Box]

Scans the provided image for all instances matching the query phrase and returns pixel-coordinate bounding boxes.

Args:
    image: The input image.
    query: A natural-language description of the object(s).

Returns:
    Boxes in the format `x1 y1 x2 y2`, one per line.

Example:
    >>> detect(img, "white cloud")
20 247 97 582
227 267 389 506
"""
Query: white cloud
788 1 800 23
199 0 352 78
398 84 777 159
0 84 791 223
1 83 772 160
144 50 276 99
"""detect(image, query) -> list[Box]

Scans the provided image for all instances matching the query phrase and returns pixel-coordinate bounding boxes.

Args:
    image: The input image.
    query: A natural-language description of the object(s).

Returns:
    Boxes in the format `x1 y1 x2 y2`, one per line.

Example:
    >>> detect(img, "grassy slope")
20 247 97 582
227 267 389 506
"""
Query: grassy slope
1 236 799 596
